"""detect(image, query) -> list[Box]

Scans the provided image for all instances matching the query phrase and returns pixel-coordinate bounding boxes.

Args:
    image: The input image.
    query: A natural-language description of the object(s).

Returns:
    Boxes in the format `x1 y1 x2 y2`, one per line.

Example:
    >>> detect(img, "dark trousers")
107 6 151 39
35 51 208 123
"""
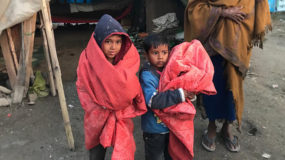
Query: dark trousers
143 132 172 160
89 144 106 160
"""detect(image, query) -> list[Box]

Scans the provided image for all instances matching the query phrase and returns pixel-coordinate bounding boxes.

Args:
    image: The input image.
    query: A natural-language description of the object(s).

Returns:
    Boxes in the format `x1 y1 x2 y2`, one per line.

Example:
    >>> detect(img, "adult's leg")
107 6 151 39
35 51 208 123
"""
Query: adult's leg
201 120 217 151
143 132 167 160
208 121 217 138
221 121 240 152
221 121 233 139
202 55 235 151
89 144 107 160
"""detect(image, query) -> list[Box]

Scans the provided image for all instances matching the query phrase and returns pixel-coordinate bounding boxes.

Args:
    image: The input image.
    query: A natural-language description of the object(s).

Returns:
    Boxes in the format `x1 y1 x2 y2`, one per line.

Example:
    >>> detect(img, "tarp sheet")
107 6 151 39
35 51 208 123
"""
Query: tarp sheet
0 0 49 35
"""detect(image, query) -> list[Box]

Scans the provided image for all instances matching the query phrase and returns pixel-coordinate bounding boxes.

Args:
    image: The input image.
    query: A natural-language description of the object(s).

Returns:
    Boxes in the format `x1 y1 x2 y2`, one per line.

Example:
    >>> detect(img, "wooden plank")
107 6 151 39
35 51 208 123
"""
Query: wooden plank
7 28 19 70
23 14 37 96
39 12 56 96
12 14 37 103
10 24 22 61
12 23 27 103
41 0 75 150
0 30 17 88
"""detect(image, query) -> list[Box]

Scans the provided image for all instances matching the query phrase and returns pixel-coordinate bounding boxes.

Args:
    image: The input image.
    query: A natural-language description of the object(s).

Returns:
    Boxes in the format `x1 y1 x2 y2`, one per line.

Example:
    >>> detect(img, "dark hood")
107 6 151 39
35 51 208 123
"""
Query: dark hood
94 14 132 64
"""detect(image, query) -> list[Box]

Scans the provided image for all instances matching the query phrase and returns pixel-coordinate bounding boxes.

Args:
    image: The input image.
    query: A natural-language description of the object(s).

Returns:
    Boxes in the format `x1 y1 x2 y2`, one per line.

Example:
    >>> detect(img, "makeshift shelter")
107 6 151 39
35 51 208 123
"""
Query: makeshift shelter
0 0 74 150
49 0 133 23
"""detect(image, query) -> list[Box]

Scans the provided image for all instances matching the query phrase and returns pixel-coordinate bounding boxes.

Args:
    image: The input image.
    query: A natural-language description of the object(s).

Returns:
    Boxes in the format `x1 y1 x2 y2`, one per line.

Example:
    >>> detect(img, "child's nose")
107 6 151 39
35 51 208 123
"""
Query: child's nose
158 53 163 59
110 43 115 49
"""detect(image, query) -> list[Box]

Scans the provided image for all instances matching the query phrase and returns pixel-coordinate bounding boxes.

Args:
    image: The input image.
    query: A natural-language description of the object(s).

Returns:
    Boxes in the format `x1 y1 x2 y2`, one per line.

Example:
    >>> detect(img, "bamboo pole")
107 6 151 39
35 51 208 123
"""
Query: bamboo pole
40 0 75 150
39 12 56 96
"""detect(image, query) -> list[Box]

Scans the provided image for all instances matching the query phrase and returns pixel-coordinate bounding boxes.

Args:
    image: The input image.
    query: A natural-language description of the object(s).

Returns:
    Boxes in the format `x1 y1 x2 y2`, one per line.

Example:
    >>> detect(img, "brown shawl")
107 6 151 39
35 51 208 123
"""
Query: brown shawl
184 0 272 128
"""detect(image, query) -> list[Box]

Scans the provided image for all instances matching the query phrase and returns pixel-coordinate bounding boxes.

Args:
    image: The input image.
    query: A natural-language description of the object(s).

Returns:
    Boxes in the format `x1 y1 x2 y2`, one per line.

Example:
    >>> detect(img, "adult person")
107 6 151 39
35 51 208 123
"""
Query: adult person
184 0 272 152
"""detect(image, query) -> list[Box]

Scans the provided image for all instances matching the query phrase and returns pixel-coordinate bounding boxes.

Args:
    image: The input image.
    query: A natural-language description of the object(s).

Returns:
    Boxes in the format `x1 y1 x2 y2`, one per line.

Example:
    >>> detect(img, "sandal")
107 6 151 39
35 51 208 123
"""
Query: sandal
201 130 216 152
222 135 240 152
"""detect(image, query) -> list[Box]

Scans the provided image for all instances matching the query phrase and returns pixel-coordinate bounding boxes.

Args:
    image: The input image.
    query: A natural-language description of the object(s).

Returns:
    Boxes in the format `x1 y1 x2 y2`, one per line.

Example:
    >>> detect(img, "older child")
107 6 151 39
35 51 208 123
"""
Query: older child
139 34 195 160
76 14 146 160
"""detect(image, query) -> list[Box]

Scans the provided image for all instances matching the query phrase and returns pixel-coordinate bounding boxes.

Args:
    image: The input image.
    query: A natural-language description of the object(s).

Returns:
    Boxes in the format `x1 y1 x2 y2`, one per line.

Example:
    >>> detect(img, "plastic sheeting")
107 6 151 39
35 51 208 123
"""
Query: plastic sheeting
0 0 49 36
152 13 179 33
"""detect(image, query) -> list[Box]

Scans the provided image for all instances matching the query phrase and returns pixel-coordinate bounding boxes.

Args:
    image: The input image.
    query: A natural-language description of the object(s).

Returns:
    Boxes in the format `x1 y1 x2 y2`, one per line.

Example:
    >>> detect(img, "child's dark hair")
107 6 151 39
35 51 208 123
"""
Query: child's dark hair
143 34 169 53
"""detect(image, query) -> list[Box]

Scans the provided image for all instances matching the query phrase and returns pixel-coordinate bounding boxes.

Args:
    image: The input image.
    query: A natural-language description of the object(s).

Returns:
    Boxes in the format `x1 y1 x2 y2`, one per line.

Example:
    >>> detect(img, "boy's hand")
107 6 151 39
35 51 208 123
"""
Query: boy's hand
183 90 196 101
221 6 246 24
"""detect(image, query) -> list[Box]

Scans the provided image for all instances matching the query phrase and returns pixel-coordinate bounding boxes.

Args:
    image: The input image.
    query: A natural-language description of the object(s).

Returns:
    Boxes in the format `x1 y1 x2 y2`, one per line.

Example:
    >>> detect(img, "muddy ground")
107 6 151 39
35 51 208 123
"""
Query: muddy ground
0 14 285 160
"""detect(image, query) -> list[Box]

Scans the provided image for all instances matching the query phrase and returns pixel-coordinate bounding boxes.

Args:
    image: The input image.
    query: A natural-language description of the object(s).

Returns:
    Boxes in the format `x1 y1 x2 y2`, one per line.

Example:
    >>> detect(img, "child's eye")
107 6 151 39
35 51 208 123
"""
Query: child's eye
116 40 122 44
162 51 168 55
153 52 159 55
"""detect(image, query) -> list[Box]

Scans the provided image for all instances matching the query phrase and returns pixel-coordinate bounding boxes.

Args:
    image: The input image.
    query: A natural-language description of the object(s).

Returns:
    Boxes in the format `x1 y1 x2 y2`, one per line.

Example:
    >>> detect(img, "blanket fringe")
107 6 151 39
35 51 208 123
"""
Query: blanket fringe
252 25 272 49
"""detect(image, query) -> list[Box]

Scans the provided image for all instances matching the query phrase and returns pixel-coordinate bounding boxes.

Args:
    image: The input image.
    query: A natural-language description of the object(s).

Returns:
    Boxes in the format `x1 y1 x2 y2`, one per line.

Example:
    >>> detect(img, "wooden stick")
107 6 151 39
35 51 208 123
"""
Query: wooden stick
7 28 19 70
0 30 17 88
39 12 56 96
41 0 75 150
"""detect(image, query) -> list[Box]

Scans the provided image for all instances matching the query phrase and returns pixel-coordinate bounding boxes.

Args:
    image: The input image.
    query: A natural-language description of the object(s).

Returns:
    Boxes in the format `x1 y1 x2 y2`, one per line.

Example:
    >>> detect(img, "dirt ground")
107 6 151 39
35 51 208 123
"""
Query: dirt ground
1 14 285 160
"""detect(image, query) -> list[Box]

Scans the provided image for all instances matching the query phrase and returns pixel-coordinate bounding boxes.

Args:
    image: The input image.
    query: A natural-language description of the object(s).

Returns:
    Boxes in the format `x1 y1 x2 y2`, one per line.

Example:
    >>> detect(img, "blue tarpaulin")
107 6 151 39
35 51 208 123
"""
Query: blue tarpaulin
268 0 277 12
268 0 285 12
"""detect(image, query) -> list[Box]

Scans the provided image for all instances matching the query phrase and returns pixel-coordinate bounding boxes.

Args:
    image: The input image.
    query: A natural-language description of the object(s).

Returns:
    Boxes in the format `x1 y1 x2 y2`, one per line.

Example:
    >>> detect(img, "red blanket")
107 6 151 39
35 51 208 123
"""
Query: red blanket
154 40 216 160
76 34 146 160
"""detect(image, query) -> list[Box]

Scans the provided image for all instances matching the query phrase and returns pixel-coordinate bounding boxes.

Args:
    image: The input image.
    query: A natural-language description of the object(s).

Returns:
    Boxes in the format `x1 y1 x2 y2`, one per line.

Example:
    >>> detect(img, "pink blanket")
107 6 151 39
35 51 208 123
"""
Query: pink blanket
76 34 146 160
153 40 216 160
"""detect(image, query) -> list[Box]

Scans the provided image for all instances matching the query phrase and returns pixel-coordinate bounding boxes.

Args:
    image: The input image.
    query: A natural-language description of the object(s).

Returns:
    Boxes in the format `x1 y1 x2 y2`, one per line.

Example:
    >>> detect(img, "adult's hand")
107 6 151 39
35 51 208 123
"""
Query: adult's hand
221 6 246 24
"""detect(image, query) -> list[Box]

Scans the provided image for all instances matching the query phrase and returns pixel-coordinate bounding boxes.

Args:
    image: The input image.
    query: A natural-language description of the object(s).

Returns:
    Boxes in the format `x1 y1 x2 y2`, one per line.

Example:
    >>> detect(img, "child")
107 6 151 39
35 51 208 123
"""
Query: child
76 14 146 160
139 34 195 160
141 34 217 160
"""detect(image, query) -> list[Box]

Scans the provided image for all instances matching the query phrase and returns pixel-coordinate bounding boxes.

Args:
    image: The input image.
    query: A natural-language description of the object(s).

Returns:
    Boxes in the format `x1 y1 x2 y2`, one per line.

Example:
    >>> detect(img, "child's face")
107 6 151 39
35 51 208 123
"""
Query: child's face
102 35 122 63
146 44 169 71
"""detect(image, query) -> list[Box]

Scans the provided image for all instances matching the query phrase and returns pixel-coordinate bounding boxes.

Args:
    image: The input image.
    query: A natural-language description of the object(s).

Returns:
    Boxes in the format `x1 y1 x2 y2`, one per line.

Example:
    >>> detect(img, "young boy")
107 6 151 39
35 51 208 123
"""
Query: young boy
139 34 194 160
76 14 146 160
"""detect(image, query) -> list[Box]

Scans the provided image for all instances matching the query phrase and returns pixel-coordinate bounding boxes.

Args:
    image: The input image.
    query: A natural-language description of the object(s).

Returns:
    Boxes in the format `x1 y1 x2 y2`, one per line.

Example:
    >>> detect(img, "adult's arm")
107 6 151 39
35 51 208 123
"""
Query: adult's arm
184 0 223 42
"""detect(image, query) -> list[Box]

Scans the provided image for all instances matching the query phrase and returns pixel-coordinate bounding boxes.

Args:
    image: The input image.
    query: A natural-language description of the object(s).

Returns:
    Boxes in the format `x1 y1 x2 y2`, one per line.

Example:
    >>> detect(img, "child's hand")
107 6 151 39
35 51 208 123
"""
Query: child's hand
183 90 196 101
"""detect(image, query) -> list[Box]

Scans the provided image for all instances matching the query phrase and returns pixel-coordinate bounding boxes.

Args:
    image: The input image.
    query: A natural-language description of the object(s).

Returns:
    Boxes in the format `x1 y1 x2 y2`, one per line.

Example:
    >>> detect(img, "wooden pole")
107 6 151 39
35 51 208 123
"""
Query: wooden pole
0 30 17 88
23 14 37 96
39 12 56 96
9 24 22 61
12 23 26 104
12 14 37 103
40 0 75 150
7 28 19 70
